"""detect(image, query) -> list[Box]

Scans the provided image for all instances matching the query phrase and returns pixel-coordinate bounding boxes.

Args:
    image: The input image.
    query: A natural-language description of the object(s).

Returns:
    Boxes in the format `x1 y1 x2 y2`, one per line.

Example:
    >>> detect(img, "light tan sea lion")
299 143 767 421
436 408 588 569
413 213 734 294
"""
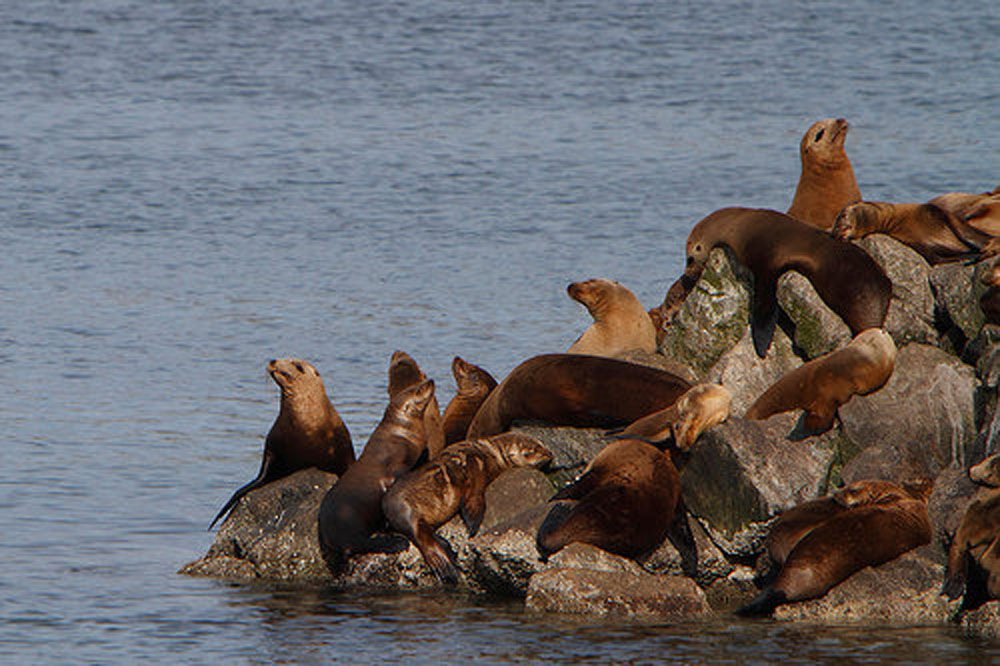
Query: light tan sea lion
465 353 692 439
382 433 553 583
611 383 732 451
535 438 681 561
831 201 991 265
658 207 892 358
441 357 498 446
210 358 353 529
388 350 446 458
567 278 657 356
744 328 896 436
787 117 861 230
317 379 435 570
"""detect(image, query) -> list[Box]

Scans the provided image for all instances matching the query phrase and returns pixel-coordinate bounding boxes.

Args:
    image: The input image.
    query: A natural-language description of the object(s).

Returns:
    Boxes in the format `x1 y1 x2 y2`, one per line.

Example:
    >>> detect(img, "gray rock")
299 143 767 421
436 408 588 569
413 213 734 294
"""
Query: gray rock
930 259 988 348
839 343 978 483
525 567 711 618
480 468 554 534
706 327 802 417
546 542 648 574
959 602 1000 640
511 424 607 490
642 512 736 587
927 465 980 559
776 271 852 360
772 552 954 624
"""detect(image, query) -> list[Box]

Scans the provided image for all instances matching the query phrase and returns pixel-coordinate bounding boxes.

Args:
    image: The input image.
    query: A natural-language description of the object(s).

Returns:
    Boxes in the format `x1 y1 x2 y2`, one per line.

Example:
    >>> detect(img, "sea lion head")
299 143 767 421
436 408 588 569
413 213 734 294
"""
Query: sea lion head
800 117 850 168
831 202 868 240
487 432 553 469
388 350 426 397
833 479 911 508
982 259 1000 287
970 453 1000 487
672 383 732 451
394 379 435 419
268 358 322 397
451 356 497 393
567 278 620 318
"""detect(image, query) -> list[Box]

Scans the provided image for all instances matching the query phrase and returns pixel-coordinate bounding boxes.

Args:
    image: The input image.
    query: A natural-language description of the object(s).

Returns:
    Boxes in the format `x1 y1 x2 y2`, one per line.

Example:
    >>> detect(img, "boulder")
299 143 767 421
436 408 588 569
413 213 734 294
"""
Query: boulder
930 260 988 350
511 424 607 490
960 602 1000 640
927 465 980 559
706 328 802 417
642 511 737 587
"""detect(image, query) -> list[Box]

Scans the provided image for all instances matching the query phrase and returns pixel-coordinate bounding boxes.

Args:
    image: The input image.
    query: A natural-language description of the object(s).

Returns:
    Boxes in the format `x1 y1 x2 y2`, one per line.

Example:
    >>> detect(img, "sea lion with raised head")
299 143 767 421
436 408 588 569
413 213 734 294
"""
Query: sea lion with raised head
535 438 681 561
382 432 553 583
744 328 896 436
387 350 446 458
610 383 732 451
318 379 436 570
465 353 692 439
739 479 933 616
210 358 354 529
441 356 498 445
831 201 992 265
661 207 892 358
787 118 861 230
566 278 657 356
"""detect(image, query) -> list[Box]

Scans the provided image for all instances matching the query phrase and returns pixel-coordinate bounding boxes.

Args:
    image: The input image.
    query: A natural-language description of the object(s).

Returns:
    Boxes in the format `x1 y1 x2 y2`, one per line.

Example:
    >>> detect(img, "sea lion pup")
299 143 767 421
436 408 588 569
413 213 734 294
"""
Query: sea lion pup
980 259 1000 325
744 328 896 436
465 353 692 439
831 201 992 265
387 350 445 458
610 383 732 451
441 357 498 446
943 454 1000 602
738 480 933 617
663 207 891 358
535 438 681 561
382 433 553 583
209 358 353 529
317 379 435 570
566 278 657 356
786 117 861 230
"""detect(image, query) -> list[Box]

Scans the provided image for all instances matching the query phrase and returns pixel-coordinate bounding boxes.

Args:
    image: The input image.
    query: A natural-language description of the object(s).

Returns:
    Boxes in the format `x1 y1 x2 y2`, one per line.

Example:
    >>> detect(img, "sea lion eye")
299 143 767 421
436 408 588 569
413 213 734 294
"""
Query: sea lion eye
814 129 825 141
295 362 305 373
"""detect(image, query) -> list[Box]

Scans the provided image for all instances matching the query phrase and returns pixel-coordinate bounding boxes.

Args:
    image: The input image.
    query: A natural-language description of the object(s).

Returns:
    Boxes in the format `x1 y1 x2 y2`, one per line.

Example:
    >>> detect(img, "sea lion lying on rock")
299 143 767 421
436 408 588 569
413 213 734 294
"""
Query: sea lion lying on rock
610 383 732 451
382 432 553 583
210 358 354 529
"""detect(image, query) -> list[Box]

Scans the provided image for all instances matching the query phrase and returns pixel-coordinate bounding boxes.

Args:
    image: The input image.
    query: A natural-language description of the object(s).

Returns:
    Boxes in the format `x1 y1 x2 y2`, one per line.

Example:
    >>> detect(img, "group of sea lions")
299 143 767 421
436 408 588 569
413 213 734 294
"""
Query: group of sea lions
209 117 1000 618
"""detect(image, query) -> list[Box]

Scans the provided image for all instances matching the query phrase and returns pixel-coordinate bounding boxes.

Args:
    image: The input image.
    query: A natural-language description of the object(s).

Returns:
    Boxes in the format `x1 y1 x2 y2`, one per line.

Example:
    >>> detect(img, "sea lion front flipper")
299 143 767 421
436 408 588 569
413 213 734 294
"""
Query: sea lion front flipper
414 521 459 584
665 498 698 578
943 538 969 600
459 485 488 538
208 447 275 529
735 588 787 617
789 408 836 440
750 279 779 359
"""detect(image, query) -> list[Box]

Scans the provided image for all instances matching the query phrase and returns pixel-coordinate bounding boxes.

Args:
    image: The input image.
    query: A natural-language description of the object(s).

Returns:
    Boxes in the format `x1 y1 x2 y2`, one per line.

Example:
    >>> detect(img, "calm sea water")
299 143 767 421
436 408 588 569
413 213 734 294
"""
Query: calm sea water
3 1 999 662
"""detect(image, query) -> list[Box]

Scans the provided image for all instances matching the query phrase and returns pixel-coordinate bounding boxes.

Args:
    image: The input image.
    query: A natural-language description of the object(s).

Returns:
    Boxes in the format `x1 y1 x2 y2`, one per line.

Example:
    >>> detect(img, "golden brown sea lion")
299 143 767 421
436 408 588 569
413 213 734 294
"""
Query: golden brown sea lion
787 118 861 230
441 357 498 445
535 438 680 561
661 207 892 358
943 487 1000 602
317 379 436 570
929 189 1000 236
566 278 657 356
611 383 732 451
739 480 932 616
744 328 896 436
388 350 445 458
980 259 1000 325
831 201 992 265
382 433 553 583
210 358 354 529
465 353 692 439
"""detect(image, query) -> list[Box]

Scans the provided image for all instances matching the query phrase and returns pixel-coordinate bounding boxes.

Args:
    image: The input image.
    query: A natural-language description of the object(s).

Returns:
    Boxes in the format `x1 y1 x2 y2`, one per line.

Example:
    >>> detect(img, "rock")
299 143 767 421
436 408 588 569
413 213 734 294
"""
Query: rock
927 465 980 559
839 343 978 483
706 327 802 417
678 414 838 552
660 248 753 375
966 325 1000 387
547 542 648 574
960 602 1000 640
511 424 607 490
642 512 736 587
776 271 852 360
772 552 954 624
466 520 546 596
930 260 988 351
480 468 554 533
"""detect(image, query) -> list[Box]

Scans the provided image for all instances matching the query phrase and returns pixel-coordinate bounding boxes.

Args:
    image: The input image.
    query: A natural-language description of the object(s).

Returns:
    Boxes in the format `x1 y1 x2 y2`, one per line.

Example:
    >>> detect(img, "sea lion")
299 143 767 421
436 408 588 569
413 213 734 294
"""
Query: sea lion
209 358 353 529
738 481 932 616
566 278 657 356
465 353 692 439
943 487 1000 602
610 383 732 451
831 201 992 265
387 350 446 458
744 328 896 436
929 189 1000 236
980 259 1000 325
663 207 891 358
970 452 1000 487
317 379 435 570
535 438 680 561
441 356 498 446
382 432 553 583
787 117 861 230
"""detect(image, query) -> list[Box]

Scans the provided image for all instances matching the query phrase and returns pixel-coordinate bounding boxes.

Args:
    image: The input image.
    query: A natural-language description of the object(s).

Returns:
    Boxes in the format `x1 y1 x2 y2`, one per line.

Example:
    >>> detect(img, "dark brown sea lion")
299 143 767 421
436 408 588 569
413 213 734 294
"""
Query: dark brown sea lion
465 353 692 439
535 438 681 561
786 118 861 230
441 356 498 446
831 201 992 265
744 328 896 436
209 358 354 529
662 207 892 358
317 379 435 570
387 350 446 458
611 383 732 451
980 259 1000 325
943 454 1000 603
566 278 657 356
738 480 932 616
382 432 553 583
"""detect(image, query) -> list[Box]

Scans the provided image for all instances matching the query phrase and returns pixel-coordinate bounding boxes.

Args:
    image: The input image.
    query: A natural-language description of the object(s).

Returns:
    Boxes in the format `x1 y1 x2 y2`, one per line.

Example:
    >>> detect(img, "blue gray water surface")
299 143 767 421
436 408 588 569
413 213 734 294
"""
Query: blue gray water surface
3 1 1000 662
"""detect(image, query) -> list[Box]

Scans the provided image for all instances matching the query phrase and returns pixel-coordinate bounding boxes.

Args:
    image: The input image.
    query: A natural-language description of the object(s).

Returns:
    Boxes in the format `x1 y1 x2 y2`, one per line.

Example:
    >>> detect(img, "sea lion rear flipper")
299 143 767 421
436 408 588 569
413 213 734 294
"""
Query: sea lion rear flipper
789 409 836 440
750 283 778 359
208 448 275 529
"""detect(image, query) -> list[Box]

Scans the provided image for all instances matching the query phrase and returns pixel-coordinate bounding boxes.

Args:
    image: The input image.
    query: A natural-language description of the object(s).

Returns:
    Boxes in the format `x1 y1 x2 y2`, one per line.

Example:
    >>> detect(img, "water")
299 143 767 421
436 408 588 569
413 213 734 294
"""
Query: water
2 0 999 661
